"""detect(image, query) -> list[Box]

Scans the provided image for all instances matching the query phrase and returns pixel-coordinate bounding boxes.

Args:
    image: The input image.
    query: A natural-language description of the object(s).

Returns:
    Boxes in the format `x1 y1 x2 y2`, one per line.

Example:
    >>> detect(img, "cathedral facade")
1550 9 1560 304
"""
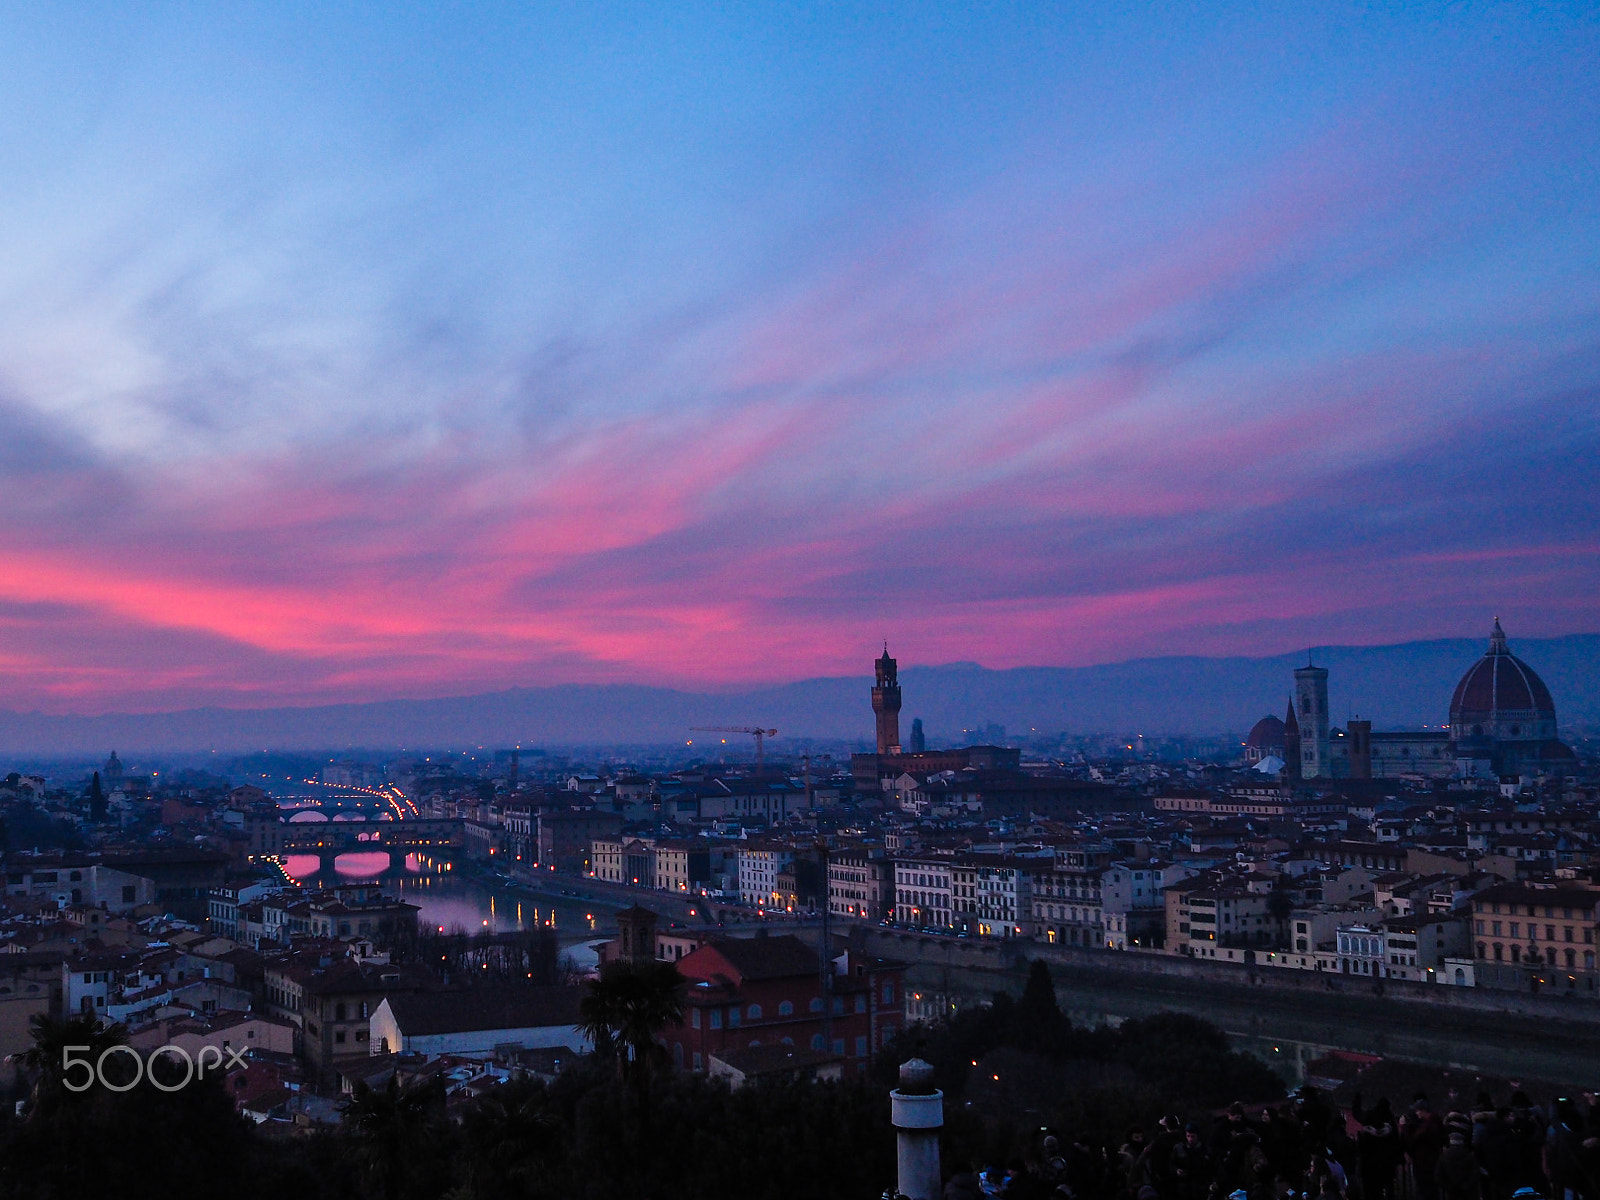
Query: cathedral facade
1246 620 1572 782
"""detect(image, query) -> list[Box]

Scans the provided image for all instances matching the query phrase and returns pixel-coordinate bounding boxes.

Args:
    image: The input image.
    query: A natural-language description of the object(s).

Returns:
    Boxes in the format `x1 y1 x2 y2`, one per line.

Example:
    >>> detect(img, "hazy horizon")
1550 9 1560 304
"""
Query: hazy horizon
3 629 1595 755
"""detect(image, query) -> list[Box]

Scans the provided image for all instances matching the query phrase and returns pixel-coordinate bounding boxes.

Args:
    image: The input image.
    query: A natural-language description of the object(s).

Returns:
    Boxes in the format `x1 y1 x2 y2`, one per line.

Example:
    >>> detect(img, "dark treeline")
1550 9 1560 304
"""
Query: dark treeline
0 799 85 854
881 960 1288 1180
0 1051 892 1200
922 964 1596 1200
24 963 1582 1200
0 960 1302 1200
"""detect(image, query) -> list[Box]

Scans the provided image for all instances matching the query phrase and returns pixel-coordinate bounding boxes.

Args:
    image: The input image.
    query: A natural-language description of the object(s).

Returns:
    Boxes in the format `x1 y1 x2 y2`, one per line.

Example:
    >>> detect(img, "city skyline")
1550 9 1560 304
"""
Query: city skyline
2 4 1598 714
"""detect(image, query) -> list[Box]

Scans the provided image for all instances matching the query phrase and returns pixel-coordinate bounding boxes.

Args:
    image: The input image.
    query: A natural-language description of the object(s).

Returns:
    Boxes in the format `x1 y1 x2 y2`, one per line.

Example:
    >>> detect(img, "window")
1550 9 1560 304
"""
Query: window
335 1003 347 1021
777 1000 794 1016
691 1008 701 1029
335 1031 346 1044
747 1004 762 1019
692 1052 702 1070
855 1036 868 1057
854 994 866 1014
832 1039 845 1055
728 1007 741 1028
710 1009 722 1029
883 983 894 1004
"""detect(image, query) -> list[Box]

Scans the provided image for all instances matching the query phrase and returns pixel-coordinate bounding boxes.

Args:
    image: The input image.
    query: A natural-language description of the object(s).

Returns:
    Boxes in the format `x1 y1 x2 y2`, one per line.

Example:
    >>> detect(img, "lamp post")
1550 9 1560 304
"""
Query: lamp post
890 1058 942 1200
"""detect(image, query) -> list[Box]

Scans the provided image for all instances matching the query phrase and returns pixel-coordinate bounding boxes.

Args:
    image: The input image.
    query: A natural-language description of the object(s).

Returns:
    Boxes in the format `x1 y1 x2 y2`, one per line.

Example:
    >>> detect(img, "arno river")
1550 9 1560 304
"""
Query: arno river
282 850 623 950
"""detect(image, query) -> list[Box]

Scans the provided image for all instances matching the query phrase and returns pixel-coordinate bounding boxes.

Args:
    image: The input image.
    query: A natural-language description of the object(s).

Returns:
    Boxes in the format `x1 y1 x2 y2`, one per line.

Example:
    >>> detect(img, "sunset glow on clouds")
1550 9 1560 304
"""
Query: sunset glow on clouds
1 4 1598 712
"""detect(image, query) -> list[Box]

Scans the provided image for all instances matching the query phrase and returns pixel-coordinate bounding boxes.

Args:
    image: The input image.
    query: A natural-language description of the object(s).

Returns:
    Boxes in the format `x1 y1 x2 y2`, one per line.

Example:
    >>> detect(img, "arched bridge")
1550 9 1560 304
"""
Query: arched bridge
278 817 465 871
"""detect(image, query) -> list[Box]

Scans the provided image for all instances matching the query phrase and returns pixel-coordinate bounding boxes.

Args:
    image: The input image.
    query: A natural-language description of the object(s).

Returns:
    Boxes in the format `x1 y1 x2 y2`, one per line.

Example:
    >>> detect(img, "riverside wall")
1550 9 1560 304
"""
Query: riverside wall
855 928 1600 1030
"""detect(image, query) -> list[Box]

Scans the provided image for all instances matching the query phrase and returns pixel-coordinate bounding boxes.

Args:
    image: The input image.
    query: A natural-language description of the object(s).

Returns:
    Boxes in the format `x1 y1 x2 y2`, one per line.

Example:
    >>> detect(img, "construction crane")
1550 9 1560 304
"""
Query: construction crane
689 726 778 772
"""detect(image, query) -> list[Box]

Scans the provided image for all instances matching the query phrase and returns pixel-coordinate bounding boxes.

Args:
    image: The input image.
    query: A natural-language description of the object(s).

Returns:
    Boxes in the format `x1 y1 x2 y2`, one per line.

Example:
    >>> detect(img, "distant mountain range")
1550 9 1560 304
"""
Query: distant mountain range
2 634 1596 757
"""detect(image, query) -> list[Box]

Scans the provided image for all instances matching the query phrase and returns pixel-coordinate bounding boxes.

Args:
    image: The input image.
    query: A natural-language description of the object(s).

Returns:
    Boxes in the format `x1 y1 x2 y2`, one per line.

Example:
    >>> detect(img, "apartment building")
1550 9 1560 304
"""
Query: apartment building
891 856 955 931
952 855 1031 938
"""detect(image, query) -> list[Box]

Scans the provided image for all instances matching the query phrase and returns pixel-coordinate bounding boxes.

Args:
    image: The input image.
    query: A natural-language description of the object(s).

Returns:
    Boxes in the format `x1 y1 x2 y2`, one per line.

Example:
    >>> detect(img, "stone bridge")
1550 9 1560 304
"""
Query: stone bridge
278 817 465 872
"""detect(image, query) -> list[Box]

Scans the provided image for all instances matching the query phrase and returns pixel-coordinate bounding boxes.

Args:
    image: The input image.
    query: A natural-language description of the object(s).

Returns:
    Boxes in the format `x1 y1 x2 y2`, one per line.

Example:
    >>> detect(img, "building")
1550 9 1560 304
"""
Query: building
1368 731 1455 779
1449 620 1574 778
872 644 902 755
1470 881 1600 991
737 844 795 910
369 987 589 1060
536 809 624 874
206 880 282 940
850 647 1019 790
1333 923 1386 977
653 839 709 895
1029 850 1107 947
1102 863 1184 950
0 955 58 1063
828 849 893 922
668 935 904 1077
707 1044 844 1087
1243 715 1285 765
1294 662 1331 779
127 1010 297 1060
1166 882 1286 959
281 961 435 1085
891 856 955 931
590 835 626 884
1376 916 1470 982
951 855 1032 939
3 859 156 913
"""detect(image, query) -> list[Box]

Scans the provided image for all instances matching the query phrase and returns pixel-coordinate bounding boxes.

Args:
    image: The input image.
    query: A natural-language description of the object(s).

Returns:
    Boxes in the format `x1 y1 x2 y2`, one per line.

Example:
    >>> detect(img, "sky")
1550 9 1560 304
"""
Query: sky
1 2 1598 714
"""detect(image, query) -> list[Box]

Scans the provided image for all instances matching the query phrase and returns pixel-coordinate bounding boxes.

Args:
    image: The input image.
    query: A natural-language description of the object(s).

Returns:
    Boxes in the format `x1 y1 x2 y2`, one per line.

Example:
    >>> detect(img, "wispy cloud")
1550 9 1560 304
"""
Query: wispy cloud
0 5 1596 712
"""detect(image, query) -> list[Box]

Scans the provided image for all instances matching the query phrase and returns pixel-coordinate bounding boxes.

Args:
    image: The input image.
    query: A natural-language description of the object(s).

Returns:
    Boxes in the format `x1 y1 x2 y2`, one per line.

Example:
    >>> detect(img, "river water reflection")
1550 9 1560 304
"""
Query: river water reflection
281 851 622 945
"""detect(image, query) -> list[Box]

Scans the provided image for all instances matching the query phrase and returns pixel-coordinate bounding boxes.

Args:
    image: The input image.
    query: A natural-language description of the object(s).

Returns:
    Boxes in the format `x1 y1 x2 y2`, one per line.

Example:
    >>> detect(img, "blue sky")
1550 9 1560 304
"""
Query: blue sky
0 3 1596 710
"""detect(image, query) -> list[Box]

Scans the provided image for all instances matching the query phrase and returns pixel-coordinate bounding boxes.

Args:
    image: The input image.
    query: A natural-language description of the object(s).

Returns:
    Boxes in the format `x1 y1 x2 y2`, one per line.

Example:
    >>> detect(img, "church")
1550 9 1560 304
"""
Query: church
1245 619 1574 782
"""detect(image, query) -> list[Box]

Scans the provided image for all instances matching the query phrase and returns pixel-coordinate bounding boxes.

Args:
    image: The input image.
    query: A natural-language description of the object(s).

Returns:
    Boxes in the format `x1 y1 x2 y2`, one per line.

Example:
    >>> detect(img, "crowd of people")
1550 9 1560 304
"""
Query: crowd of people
940 1087 1600 1200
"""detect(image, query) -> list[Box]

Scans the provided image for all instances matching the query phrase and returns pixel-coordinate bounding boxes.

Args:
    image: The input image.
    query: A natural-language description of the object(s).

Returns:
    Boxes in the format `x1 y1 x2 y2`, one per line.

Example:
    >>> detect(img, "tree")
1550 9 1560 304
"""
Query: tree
578 958 685 1130
1267 884 1295 923
1014 959 1070 1053
17 1011 127 1115
87 771 107 823
449 1077 563 1199
340 1074 450 1200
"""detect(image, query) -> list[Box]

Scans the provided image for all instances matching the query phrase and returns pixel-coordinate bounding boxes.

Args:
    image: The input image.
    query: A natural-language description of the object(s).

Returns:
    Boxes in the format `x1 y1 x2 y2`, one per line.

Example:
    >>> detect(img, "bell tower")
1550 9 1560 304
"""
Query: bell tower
1293 659 1331 779
872 643 902 755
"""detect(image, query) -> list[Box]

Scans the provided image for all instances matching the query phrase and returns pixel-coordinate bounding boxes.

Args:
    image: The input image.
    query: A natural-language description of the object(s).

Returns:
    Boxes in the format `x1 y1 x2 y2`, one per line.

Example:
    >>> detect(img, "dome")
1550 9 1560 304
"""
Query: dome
1246 715 1286 750
1449 619 1557 745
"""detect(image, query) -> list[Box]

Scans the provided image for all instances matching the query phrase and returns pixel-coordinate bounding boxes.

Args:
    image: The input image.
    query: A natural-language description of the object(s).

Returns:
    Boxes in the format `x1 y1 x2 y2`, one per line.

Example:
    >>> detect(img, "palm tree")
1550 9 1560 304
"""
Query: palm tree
16 1011 128 1114
340 1073 448 1200
452 1078 562 1199
578 958 685 1124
